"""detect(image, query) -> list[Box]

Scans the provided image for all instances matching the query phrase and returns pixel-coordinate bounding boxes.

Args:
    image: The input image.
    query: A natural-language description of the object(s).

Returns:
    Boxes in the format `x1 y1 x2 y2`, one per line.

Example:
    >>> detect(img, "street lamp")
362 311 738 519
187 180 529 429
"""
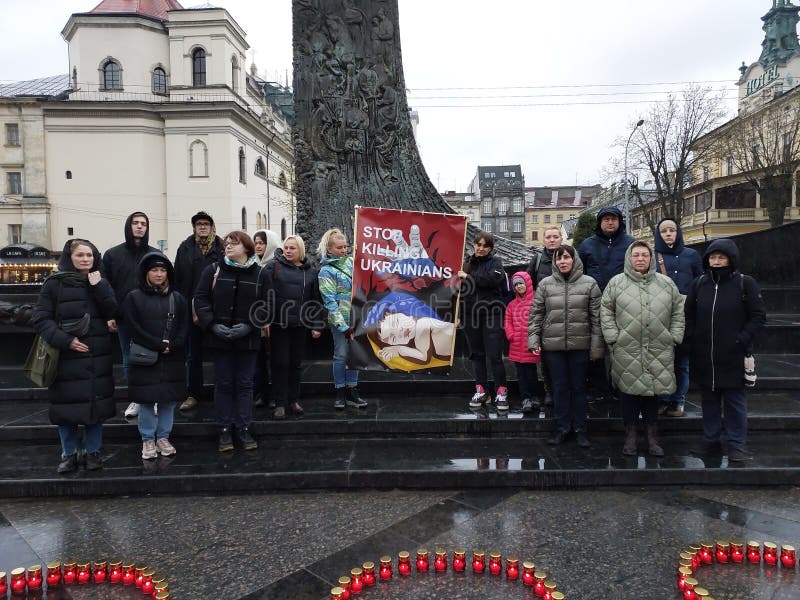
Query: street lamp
624 118 644 232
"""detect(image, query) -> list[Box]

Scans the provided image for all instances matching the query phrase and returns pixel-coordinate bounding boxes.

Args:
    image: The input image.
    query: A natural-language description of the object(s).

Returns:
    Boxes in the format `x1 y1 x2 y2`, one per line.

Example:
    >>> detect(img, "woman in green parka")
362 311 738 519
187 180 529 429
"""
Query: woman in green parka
601 240 684 457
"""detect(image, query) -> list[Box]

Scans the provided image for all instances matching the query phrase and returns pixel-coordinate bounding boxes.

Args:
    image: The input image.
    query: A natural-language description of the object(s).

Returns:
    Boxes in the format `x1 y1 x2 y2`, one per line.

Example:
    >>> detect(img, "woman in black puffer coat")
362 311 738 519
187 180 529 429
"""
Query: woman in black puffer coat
32 239 117 473
122 252 188 460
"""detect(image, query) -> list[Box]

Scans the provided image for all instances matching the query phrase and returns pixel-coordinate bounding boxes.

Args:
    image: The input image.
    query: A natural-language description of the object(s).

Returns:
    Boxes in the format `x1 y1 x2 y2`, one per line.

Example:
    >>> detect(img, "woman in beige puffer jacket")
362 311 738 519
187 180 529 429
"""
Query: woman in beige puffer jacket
601 241 684 457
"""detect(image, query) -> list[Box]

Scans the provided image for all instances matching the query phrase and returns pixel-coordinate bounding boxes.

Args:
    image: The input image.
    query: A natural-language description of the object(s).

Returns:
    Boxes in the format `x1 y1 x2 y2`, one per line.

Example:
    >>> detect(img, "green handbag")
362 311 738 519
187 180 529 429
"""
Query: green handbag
24 335 60 387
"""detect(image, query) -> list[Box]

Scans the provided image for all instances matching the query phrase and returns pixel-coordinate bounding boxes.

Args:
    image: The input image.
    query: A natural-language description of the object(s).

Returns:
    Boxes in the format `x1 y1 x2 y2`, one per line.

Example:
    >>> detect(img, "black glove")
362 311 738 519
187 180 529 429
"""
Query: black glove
211 324 233 339
228 323 252 339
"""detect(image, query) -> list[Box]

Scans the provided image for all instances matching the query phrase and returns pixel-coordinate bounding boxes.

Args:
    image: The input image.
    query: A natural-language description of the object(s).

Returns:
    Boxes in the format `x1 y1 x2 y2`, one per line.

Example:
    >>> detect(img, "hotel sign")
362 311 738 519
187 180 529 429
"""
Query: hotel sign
746 65 780 96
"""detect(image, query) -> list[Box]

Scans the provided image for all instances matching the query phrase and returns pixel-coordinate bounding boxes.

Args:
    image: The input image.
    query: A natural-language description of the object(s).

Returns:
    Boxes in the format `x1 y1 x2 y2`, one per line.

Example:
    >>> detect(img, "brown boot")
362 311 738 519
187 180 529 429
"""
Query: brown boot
647 425 664 457
622 425 638 456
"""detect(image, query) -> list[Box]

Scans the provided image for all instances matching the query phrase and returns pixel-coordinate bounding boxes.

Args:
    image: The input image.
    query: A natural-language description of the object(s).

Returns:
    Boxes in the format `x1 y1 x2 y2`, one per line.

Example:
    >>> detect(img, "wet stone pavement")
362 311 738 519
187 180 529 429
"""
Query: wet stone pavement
2 488 800 599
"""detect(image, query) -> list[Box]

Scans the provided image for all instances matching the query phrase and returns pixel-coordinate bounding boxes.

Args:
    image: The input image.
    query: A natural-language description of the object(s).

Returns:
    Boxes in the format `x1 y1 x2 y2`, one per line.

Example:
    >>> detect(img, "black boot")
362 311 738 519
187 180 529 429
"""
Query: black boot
218 427 234 452
58 453 78 474
334 387 346 410
237 428 258 451
345 386 368 408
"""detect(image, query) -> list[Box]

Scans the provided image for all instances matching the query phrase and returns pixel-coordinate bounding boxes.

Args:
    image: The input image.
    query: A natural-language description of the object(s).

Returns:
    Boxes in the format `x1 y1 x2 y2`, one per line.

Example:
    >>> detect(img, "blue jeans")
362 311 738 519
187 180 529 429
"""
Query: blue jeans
58 423 103 458
117 319 131 383
137 402 176 442
332 328 358 388
701 388 748 451
658 348 690 409
213 349 257 430
545 349 590 433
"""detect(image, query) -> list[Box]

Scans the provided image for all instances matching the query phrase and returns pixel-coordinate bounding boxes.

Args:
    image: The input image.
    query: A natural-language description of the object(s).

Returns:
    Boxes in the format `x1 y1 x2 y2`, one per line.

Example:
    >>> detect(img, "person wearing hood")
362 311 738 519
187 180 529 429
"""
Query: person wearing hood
458 232 510 411
504 270 545 414
601 241 684 457
685 238 766 462
193 230 266 452
653 218 703 418
261 234 325 420
528 246 602 446
174 211 224 411
252 229 282 408
121 252 188 460
101 212 159 418
318 228 368 410
32 239 118 473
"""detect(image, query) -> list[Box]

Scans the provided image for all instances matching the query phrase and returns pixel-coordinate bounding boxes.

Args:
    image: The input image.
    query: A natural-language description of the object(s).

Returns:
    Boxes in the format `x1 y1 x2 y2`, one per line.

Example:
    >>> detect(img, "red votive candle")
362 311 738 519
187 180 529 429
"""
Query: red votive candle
689 545 702 569
121 563 135 585
349 568 363 594
715 541 730 563
330 587 344 600
699 542 713 565
471 550 485 574
747 541 761 564
92 560 107 584
433 549 447 572
764 542 778 566
45 562 61 588
108 561 122 584
134 565 146 588
152 576 167 597
398 552 411 576
521 561 535 586
141 568 155 595
154 592 170 600
551 593 565 600
0 571 6 595
683 577 697 600
452 549 466 572
543 579 557 600
678 566 692 590
694 586 709 598
533 571 547 596
781 545 796 568
362 562 376 586
10 568 26 594
76 563 90 585
337 576 350 600
730 541 744 563
62 562 77 585
26 565 43 590
488 552 502 576
505 556 519 580
416 549 429 572
379 556 392 581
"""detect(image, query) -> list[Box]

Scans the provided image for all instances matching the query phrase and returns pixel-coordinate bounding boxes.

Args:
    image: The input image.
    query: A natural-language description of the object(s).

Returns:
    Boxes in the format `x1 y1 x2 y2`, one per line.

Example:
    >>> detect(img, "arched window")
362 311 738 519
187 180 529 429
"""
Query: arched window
231 56 239 92
255 157 266 177
281 218 287 240
152 67 167 95
278 171 287 188
192 48 207 87
102 60 121 90
189 139 208 177
238 147 246 184
241 207 248 230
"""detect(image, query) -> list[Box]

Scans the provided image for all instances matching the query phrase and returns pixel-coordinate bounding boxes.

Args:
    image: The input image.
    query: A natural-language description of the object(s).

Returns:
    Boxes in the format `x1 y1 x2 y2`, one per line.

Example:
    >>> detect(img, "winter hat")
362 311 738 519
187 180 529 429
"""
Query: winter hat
145 257 169 270
512 275 526 286
191 211 215 226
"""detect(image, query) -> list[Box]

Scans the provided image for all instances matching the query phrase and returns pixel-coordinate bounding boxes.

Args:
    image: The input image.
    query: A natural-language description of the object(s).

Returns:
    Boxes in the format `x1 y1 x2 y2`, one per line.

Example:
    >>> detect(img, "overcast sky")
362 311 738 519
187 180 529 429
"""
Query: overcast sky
0 0 772 191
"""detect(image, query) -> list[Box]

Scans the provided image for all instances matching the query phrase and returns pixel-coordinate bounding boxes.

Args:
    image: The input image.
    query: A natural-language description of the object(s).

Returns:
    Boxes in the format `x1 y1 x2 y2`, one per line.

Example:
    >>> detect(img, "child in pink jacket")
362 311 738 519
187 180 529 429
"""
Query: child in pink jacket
504 271 545 413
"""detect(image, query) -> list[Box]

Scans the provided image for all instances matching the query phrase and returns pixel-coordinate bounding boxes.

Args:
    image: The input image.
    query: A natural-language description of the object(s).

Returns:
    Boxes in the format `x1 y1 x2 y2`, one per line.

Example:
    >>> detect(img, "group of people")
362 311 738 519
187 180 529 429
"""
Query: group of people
459 206 766 461
32 211 367 473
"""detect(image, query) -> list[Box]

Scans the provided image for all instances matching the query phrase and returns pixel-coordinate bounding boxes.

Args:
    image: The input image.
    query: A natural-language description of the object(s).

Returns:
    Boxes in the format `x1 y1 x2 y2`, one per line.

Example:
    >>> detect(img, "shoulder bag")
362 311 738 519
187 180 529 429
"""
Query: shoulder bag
129 293 176 367
24 282 63 387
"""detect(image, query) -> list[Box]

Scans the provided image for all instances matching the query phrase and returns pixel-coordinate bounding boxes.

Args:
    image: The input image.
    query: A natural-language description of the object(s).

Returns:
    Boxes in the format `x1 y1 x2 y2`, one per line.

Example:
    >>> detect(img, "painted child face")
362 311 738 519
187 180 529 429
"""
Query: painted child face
379 312 416 346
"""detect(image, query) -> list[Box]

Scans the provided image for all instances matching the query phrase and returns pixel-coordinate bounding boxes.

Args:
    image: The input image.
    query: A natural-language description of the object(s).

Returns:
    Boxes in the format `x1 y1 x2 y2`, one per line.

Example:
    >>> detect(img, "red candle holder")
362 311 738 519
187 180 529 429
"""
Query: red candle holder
416 549 429 572
434 549 447 572
379 556 392 581
10 568 26 595
26 565 43 590
141 568 155 595
62 562 77 585
362 562 376 586
747 541 761 564
764 542 778 566
679 558 693 573
533 571 547 597
92 560 107 584
683 577 697 600
134 565 147 588
730 541 744 563
153 575 167 595
781 545 796 568
694 586 709 598
154 592 170 600
0 572 6 595
505 556 519 580
551 593 565 600
699 542 713 565
471 550 485 574
452 549 466 572
398 552 411 576
76 563 90 585
543 579 557 600
337 576 351 600
521 561 535 586
45 562 61 588
678 566 692 591
488 552 502 576
349 568 363 594
330 587 344 600
121 563 135 585
108 561 122 584
715 541 730 563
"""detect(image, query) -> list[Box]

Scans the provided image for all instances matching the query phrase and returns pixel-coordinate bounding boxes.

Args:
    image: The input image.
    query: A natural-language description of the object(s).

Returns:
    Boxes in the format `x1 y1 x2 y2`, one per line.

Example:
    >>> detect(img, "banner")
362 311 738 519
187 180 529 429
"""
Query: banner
350 207 467 372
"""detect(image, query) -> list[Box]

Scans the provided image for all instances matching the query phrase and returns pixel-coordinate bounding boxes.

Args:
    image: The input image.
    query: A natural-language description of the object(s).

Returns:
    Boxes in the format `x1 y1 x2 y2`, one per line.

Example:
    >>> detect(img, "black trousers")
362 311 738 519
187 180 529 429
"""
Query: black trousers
619 392 658 427
463 313 507 389
270 326 307 407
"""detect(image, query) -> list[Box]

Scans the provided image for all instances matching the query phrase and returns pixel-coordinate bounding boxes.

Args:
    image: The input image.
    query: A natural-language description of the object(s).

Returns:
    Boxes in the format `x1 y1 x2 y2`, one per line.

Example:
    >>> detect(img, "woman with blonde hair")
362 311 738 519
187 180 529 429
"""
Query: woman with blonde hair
262 234 325 419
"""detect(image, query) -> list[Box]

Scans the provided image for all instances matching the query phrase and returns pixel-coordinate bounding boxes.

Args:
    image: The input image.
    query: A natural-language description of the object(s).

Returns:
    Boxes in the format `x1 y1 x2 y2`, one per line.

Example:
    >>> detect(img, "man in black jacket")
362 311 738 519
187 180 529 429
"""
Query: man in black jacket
102 212 159 418
526 226 562 287
173 211 223 410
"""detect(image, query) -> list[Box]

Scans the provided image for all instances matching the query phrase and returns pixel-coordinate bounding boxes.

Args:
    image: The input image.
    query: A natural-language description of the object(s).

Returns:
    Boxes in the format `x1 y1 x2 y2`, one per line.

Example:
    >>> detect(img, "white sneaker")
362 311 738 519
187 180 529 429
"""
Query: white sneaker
495 387 509 411
124 402 139 418
154 403 158 416
469 387 489 410
141 440 157 460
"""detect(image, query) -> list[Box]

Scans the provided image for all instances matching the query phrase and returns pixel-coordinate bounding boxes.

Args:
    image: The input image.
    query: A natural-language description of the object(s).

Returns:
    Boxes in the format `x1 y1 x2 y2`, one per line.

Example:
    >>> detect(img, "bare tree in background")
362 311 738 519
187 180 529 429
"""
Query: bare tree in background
711 99 800 227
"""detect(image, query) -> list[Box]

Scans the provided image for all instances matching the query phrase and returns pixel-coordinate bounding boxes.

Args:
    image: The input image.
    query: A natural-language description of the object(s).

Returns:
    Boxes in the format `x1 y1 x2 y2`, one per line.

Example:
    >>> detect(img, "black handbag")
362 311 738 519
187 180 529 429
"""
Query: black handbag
128 293 175 367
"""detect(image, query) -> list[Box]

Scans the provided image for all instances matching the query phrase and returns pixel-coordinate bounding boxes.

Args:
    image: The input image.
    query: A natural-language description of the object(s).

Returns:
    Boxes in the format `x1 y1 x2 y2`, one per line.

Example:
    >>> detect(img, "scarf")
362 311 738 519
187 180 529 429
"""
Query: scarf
49 271 88 287
195 226 217 256
224 255 258 269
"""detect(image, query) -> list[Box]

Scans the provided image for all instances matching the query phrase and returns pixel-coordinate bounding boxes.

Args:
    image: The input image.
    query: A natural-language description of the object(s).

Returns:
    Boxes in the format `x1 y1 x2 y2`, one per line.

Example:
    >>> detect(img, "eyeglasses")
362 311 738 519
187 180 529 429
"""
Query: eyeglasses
224 241 241 248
